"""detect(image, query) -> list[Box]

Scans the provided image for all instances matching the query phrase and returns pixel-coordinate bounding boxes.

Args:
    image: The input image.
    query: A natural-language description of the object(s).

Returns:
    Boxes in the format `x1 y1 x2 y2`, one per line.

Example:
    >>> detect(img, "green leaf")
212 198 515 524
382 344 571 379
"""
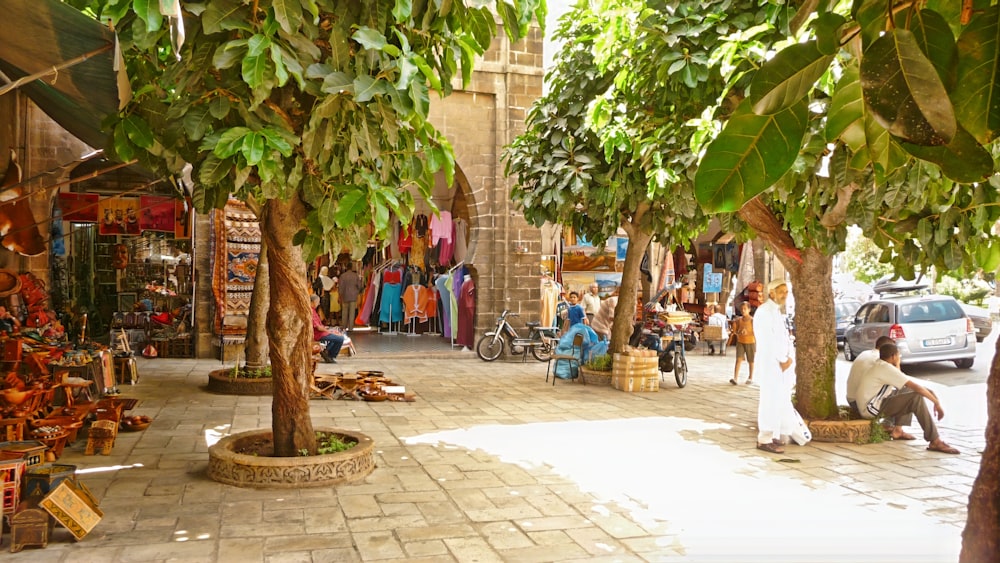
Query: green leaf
272 0 302 34
900 126 995 183
353 75 387 103
122 115 155 148
242 53 269 89
826 65 863 142
209 96 231 120
392 0 412 22
199 154 231 185
202 0 250 34
241 132 265 165
353 27 387 50
113 123 135 162
335 191 368 227
260 128 296 157
897 9 957 84
214 127 250 158
749 41 834 115
321 72 355 94
182 105 212 141
954 5 1000 144
695 99 809 213
860 29 956 146
812 12 847 56
213 39 248 70
411 54 443 92
134 0 163 33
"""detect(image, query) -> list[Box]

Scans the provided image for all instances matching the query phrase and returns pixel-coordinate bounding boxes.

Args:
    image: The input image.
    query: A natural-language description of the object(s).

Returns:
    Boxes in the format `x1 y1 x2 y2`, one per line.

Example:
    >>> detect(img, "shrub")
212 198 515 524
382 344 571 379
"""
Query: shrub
584 353 613 371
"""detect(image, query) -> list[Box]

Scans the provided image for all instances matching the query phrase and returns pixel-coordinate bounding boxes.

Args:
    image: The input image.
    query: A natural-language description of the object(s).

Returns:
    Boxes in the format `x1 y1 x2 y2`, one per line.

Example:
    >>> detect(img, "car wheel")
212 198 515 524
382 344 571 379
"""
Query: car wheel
844 341 855 362
954 358 974 369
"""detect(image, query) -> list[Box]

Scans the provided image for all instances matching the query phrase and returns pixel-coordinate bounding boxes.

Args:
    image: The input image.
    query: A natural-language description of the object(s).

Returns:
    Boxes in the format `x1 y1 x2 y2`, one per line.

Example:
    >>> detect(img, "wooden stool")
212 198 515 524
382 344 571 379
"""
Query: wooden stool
85 420 118 456
114 356 138 385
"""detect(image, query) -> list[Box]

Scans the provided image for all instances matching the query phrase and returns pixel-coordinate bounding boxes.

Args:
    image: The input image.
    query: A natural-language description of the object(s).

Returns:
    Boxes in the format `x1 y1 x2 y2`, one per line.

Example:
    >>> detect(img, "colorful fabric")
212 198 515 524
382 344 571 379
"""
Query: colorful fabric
211 201 261 335
139 195 176 232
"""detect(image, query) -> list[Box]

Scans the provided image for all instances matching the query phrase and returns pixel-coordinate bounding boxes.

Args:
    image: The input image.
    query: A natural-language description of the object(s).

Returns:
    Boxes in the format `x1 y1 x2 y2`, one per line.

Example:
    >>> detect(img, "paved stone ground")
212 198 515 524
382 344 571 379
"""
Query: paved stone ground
5 350 985 562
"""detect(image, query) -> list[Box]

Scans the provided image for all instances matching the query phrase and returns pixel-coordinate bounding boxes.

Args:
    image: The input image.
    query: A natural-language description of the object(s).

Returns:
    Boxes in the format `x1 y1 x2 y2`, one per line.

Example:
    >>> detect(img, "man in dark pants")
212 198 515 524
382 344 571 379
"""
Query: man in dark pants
847 343 960 454
311 295 344 363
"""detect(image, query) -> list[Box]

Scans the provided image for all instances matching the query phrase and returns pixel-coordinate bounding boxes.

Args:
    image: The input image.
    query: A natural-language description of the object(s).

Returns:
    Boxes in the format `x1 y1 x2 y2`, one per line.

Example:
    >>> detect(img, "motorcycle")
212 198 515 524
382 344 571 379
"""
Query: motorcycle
476 310 559 362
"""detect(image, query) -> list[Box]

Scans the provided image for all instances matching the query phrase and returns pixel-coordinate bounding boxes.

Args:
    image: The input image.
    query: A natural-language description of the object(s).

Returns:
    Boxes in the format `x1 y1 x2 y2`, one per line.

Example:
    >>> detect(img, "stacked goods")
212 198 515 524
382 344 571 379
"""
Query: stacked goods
661 311 693 325
612 352 659 392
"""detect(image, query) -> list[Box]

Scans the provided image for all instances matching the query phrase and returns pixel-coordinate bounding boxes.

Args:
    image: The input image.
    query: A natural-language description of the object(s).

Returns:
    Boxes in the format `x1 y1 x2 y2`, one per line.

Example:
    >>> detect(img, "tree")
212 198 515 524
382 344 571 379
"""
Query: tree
686 2 1000 559
503 0 786 352
73 0 543 456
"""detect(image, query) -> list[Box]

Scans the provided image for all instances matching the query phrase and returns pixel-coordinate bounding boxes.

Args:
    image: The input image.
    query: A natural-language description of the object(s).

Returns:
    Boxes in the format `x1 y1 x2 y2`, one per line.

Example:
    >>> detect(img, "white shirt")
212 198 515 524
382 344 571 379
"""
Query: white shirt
845 349 880 403
850 359 909 419
708 312 729 339
582 292 601 315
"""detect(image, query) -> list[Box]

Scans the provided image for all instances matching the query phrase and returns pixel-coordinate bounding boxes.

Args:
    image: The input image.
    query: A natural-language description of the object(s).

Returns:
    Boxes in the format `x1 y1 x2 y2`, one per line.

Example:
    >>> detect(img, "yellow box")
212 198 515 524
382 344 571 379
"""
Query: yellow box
612 374 660 392
40 480 103 541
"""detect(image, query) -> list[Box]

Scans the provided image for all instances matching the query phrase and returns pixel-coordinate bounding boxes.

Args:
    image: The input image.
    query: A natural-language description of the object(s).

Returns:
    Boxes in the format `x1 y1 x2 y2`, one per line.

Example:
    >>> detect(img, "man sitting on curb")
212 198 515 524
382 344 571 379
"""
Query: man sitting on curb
846 342 960 454
845 335 895 402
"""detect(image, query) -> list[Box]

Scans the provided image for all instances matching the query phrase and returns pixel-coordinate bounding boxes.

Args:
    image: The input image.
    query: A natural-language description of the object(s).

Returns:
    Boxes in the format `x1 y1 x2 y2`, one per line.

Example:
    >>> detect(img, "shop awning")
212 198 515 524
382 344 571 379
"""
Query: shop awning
0 0 130 150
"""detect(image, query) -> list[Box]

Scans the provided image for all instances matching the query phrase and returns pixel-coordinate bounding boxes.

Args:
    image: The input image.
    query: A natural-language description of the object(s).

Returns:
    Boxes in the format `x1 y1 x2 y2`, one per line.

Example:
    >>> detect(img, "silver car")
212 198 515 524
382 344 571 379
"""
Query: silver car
843 294 976 369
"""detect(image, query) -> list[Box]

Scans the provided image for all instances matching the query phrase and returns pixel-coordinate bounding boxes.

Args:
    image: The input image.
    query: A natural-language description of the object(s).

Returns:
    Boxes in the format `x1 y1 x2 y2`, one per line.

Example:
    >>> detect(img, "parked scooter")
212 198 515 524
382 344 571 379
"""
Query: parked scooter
476 310 559 362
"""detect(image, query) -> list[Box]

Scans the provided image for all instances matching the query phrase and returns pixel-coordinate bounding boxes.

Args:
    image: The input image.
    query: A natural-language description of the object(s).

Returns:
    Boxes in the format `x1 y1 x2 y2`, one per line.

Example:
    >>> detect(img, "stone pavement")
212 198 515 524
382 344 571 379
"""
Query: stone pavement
6 350 986 562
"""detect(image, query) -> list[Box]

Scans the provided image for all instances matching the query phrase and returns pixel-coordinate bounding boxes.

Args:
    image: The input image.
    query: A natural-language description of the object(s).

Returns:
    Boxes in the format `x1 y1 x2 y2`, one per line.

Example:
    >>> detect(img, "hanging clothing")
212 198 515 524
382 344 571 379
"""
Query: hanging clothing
438 221 456 265
453 218 468 262
414 214 429 237
358 269 380 325
673 246 688 277
430 211 453 245
450 266 464 338
379 282 403 324
398 224 413 254
411 233 427 270
402 285 432 322
434 275 453 339
540 279 561 327
457 276 476 348
389 218 401 259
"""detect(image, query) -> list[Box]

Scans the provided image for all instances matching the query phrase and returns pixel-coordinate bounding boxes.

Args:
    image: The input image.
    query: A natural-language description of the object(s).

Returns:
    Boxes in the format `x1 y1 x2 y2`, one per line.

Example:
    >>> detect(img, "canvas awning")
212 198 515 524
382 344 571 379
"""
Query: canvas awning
0 0 130 150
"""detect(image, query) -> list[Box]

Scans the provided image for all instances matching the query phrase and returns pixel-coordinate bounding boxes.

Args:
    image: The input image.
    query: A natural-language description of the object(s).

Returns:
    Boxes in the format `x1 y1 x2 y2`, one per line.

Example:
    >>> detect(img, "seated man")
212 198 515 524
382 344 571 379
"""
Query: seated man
846 342 959 454
311 295 344 363
845 335 895 417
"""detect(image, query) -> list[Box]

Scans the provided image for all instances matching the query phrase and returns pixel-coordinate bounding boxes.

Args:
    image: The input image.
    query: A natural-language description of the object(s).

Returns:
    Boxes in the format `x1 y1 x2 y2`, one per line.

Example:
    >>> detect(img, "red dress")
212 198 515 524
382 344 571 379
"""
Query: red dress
457 277 476 348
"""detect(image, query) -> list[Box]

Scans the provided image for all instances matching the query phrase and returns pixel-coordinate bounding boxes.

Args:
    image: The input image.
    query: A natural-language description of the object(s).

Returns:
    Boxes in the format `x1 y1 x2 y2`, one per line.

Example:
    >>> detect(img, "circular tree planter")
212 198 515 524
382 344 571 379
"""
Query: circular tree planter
208 427 375 488
206 368 273 396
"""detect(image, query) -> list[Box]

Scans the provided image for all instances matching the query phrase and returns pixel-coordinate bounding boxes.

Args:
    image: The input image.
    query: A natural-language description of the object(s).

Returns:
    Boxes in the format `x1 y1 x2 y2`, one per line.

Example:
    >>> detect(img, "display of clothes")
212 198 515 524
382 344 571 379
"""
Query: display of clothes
540 277 562 327
456 274 476 348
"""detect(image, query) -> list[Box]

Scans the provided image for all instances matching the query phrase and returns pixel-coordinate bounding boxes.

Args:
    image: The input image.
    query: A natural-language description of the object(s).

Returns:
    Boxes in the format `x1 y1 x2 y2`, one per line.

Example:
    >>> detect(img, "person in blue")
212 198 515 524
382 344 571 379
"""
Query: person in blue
567 291 588 328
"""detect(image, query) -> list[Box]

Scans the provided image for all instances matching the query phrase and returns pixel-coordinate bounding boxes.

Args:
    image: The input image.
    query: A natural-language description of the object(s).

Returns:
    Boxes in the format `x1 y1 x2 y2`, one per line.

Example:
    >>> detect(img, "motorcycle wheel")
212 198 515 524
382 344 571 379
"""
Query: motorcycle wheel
476 334 505 361
674 352 688 388
531 340 554 362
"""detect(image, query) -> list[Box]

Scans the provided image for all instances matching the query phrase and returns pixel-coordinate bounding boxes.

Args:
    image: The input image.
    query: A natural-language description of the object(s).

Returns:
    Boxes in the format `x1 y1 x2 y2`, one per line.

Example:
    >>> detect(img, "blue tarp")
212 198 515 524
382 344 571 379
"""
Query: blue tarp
554 325 601 379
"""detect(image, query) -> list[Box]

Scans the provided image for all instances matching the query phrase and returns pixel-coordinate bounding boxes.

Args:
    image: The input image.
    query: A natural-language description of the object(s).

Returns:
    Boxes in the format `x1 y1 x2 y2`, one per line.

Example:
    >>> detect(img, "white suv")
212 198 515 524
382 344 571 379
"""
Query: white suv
843 294 976 369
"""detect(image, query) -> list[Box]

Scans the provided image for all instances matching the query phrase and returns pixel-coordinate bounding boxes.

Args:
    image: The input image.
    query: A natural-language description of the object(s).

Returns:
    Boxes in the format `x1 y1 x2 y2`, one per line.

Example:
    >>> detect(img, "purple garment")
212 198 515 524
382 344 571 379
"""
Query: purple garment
457 277 476 347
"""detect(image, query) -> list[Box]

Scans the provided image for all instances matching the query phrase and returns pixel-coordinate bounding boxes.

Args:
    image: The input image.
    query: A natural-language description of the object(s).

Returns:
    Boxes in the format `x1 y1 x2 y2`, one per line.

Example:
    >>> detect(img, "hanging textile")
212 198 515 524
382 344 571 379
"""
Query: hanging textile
434 274 452 338
453 218 468 262
378 282 403 323
735 242 755 296
450 266 464 338
540 278 561 327
211 201 260 336
457 275 476 348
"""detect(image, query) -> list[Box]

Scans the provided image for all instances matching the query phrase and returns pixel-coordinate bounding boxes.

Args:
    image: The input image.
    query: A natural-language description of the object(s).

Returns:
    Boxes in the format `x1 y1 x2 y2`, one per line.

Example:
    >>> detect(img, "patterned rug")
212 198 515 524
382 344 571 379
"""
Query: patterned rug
212 201 261 336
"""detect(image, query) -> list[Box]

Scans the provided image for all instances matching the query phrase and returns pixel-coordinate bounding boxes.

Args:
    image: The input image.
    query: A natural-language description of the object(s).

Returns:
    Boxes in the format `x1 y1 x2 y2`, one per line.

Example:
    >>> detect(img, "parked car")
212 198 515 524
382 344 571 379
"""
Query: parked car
843 294 976 368
959 302 993 342
835 299 862 344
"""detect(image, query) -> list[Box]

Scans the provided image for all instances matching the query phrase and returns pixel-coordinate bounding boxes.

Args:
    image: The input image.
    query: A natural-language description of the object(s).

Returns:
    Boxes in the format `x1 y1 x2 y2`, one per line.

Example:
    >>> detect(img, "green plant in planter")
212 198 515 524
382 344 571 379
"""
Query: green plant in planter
869 418 891 444
230 364 272 380
299 432 356 456
584 353 613 372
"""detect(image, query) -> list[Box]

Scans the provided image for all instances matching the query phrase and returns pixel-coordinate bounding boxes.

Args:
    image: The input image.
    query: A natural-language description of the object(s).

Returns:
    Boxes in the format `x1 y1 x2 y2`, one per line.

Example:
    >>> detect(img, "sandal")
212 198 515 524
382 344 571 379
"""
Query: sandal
745 379 753 385
730 379 738 385
891 431 916 440
756 442 785 454
927 441 960 454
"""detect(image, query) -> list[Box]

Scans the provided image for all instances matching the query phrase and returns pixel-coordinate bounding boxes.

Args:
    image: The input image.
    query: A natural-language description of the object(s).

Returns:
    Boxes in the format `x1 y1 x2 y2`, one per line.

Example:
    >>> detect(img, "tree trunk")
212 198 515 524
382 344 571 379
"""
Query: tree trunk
261 197 316 456
789 248 838 419
610 230 654 354
244 238 270 371
753 238 767 283
960 337 1000 562
739 197 838 420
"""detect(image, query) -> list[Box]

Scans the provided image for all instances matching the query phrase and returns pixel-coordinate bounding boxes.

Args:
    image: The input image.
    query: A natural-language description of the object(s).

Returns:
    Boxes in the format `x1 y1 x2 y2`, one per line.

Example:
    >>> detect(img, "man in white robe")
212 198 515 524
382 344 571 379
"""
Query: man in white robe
753 279 799 453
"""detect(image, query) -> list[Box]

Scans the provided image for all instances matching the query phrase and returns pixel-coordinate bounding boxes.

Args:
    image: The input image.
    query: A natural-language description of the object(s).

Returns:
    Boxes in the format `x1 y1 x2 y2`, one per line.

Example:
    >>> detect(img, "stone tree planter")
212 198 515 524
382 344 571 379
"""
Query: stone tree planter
208 427 376 488
206 368 273 396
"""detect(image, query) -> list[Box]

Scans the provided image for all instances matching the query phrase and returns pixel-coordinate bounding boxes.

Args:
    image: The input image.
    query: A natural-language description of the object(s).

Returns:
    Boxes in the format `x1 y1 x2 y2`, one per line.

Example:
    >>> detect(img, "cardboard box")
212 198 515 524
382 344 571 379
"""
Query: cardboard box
40 480 103 540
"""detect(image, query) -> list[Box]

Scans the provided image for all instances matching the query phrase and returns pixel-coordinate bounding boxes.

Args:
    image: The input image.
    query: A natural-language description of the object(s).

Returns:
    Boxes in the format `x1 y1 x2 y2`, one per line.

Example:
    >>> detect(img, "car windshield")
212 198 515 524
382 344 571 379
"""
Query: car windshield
835 302 859 318
898 300 965 323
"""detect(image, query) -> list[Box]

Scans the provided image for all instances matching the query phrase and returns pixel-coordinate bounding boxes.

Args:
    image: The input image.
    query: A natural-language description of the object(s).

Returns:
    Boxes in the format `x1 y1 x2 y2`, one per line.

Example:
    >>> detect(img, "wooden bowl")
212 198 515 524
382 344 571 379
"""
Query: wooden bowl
121 420 151 432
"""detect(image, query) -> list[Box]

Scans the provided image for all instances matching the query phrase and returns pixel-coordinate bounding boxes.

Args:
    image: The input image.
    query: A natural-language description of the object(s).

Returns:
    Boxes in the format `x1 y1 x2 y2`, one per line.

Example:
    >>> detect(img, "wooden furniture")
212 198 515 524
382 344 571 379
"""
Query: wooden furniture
1 455 26 517
702 325 726 355
114 356 138 385
0 417 26 441
8 497 53 553
85 420 117 456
